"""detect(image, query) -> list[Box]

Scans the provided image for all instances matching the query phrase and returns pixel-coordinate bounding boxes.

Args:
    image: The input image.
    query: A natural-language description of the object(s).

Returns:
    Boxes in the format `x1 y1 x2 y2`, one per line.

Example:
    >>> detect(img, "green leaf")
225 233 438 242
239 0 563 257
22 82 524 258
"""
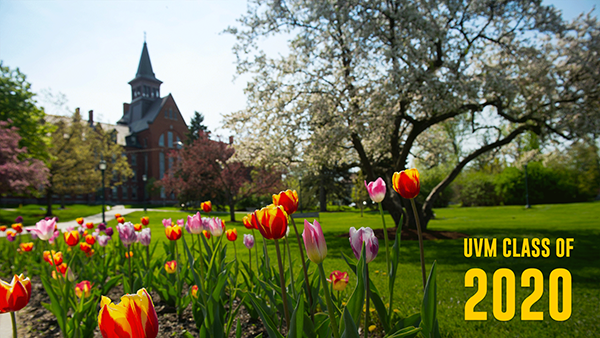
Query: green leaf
342 245 366 333
341 307 360 338
236 318 242 338
181 331 195 338
341 251 357 275
369 280 390 333
248 292 285 338
287 293 304 338
420 261 437 338
383 326 422 338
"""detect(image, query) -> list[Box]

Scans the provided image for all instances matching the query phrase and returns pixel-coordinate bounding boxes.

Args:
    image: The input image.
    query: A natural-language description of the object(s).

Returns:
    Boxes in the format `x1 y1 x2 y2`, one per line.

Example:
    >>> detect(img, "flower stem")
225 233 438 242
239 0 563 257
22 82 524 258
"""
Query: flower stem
274 239 290 330
365 264 370 338
285 236 297 299
289 217 314 321
175 242 181 319
409 198 427 289
251 229 259 270
197 234 204 287
10 311 17 338
378 202 391 272
318 263 341 338
128 245 133 293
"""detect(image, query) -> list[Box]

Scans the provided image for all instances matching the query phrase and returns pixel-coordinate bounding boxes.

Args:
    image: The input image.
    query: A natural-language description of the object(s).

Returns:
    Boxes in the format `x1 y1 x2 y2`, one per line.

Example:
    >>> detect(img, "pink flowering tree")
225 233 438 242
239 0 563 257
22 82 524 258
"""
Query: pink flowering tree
0 121 49 196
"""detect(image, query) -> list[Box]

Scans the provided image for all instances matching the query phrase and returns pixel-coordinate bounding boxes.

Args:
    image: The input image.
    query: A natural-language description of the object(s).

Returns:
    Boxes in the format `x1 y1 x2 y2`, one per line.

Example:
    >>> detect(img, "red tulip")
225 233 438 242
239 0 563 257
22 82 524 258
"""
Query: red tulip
80 242 93 254
19 242 34 252
134 223 142 232
98 288 159 338
75 281 92 298
0 274 32 313
64 230 80 246
117 217 125 224
392 168 420 199
272 190 299 215
255 205 288 240
0 225 7 232
201 201 212 213
202 230 211 240
76 218 84 225
12 223 23 234
226 228 238 241
85 222 94 230
86 234 96 245
242 214 257 229
165 224 182 241
141 217 150 226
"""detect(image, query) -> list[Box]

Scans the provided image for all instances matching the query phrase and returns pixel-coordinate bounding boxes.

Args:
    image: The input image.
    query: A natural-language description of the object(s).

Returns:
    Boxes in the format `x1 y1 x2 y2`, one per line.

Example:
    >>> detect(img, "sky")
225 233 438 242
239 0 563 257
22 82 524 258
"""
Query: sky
1 0 598 138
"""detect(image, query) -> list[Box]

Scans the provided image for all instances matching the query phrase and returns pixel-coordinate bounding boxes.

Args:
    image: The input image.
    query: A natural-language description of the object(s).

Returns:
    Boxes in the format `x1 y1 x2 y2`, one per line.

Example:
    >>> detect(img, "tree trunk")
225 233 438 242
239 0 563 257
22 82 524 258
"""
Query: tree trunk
319 173 327 212
60 195 65 209
46 188 53 217
229 194 236 222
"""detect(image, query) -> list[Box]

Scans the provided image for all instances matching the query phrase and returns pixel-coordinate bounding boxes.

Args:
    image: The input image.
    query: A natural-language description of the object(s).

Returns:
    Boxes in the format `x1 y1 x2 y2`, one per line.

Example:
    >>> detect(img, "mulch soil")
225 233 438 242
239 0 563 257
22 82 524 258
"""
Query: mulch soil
15 275 267 338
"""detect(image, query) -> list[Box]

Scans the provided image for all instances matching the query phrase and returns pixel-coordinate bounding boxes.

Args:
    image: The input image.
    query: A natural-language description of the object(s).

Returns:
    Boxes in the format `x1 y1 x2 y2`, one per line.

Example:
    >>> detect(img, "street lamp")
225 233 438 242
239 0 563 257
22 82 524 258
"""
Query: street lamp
142 174 147 212
99 160 107 223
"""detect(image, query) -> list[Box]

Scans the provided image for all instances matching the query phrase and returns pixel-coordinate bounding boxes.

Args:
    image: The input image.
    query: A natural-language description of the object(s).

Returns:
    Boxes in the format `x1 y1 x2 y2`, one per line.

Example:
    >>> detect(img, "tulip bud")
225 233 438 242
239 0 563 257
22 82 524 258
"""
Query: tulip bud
243 234 255 250
364 177 386 203
302 219 327 264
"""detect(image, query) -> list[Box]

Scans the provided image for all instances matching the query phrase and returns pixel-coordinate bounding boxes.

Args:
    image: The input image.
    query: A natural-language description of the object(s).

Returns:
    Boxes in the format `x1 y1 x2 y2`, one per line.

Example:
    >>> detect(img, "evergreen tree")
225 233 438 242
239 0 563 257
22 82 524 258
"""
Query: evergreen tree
185 111 209 144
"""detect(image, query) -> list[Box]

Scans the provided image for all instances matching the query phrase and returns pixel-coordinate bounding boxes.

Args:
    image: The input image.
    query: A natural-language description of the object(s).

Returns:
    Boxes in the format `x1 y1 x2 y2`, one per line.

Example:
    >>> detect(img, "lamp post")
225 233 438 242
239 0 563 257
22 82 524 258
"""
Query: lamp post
99 160 107 223
142 174 147 213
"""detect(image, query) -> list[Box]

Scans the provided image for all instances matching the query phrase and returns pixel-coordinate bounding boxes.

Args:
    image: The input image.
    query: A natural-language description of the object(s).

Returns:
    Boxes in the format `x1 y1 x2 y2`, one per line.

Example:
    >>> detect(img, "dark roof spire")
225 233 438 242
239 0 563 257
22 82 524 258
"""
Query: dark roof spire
135 42 159 81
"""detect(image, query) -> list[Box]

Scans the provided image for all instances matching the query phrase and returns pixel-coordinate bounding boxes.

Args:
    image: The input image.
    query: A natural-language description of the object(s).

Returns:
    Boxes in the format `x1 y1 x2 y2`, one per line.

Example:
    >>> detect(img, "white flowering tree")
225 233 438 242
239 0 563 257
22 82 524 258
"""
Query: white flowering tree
224 0 600 229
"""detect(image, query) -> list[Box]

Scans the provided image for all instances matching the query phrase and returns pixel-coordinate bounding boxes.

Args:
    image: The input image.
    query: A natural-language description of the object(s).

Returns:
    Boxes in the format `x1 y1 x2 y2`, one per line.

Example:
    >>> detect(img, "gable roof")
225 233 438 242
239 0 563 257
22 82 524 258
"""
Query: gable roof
121 95 171 133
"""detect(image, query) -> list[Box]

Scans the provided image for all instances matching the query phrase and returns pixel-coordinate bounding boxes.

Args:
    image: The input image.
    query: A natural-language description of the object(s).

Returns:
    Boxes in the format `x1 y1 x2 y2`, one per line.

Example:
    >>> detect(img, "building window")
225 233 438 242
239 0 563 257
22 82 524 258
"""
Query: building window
123 185 128 199
168 132 173 148
132 185 138 200
159 152 165 179
159 134 164 147
132 169 137 182
164 108 168 118
112 186 118 199
131 154 137 167
160 187 165 199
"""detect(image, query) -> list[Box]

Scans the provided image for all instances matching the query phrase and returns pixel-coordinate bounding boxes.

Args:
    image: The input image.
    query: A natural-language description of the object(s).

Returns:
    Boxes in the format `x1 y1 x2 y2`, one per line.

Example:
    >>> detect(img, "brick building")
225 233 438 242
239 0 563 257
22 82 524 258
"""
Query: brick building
117 41 189 204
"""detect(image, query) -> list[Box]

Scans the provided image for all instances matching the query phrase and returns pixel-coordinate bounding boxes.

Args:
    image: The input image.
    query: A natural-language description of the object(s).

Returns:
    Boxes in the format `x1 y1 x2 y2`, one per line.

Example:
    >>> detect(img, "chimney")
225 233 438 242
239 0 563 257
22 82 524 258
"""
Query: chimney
88 110 94 126
229 136 234 145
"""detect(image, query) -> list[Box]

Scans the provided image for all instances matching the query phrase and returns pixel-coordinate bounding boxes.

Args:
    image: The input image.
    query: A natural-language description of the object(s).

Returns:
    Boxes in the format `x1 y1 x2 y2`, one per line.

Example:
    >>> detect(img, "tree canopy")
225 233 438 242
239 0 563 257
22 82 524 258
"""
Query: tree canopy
225 0 600 228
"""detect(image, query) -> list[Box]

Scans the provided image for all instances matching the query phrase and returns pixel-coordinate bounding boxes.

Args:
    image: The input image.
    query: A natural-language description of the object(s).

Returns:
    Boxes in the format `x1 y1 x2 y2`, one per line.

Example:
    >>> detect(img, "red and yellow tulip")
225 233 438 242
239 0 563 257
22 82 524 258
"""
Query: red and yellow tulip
164 261 177 274
392 168 420 199
44 251 63 266
125 251 134 259
19 242 34 252
201 201 212 213
64 230 80 246
141 217 150 226
327 270 349 291
86 234 96 245
191 285 198 299
242 214 257 229
0 225 7 232
254 205 288 240
0 274 31 313
11 223 23 234
85 222 94 230
272 189 299 215
202 230 211 240
76 217 84 225
98 288 159 338
226 228 238 241
80 242 93 254
164 224 182 241
134 223 142 232
75 281 92 298
117 217 125 224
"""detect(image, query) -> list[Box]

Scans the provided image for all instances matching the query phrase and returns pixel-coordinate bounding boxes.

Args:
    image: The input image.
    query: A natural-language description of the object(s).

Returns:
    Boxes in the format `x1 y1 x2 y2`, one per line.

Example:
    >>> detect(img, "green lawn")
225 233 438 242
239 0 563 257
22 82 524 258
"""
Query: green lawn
0 204 103 226
105 202 599 337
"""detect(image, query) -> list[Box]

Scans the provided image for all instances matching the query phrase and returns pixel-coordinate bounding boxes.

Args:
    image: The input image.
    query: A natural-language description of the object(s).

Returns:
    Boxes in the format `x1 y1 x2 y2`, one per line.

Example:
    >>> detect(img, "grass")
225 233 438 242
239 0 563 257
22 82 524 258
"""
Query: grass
94 202 600 337
0 204 103 226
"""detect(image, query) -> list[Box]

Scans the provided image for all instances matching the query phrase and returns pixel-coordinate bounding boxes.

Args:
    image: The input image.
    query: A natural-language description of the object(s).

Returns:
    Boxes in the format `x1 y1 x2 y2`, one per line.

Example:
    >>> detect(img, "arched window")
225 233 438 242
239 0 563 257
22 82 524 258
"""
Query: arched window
168 132 173 148
159 134 164 147
159 152 165 179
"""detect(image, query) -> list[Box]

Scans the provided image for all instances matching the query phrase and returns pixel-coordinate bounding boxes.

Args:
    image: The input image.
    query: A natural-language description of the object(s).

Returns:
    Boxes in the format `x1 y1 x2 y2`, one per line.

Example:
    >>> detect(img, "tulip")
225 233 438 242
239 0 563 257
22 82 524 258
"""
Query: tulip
12 223 23 234
114 213 122 219
349 227 379 263
98 222 107 232
327 271 349 291
164 224 182 241
202 230 211 239
28 229 38 240
201 200 212 213
85 222 94 230
14 216 23 224
19 242 34 252
201 217 211 230
44 251 63 266
86 234 96 245
243 234 255 250
98 288 159 338
365 177 386 203
75 281 92 298
177 219 184 227
118 222 137 246
0 274 31 313
137 228 152 246
117 217 125 224
226 228 238 241
392 168 420 199
98 235 111 247
242 214 256 229
76 217 84 225
32 217 56 241
165 260 177 274
272 189 299 215
64 230 80 247
0 225 6 232
255 205 288 240
186 212 203 235
57 263 68 275
302 220 327 264
207 218 223 237
49 230 60 244
221 219 226 230
125 251 134 259
392 168 426 289
105 227 114 237
190 285 198 299
162 218 171 227
80 242 92 254
6 230 16 242
134 223 142 232
141 217 150 226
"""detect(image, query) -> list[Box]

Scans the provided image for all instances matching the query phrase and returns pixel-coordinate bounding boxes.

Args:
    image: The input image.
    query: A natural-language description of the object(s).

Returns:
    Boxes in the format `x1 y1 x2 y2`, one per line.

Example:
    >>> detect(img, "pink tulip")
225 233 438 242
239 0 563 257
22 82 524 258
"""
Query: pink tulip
243 234 255 250
208 217 223 237
162 218 172 228
31 217 57 241
137 228 152 246
349 227 379 263
302 219 327 264
364 177 386 203
186 212 203 235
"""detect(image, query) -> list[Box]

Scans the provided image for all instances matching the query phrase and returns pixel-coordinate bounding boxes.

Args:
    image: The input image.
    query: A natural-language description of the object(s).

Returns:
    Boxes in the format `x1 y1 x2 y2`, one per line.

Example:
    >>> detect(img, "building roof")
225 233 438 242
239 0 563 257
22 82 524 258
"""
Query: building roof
119 95 171 133
46 114 129 146
130 42 162 83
